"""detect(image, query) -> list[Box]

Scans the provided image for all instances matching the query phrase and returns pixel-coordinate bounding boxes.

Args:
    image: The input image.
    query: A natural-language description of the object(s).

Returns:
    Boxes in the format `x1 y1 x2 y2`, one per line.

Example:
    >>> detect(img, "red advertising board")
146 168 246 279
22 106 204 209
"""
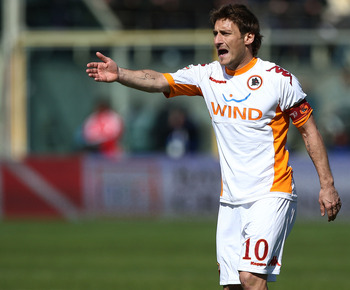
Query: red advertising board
1 156 83 219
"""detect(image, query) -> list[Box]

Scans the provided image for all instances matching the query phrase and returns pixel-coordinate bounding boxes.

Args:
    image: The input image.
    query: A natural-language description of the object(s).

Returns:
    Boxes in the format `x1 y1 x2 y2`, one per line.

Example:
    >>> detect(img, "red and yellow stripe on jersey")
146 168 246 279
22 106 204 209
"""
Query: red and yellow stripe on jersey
163 58 312 205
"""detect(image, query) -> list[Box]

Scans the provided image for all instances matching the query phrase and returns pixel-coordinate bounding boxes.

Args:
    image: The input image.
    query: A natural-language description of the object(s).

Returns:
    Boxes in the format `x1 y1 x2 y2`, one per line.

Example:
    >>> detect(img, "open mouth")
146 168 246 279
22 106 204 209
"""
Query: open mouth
218 49 228 57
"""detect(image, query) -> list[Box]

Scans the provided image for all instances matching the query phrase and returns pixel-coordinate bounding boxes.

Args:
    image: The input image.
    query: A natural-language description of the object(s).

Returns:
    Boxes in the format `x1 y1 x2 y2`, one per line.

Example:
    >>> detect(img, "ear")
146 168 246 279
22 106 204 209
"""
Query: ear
244 33 255 45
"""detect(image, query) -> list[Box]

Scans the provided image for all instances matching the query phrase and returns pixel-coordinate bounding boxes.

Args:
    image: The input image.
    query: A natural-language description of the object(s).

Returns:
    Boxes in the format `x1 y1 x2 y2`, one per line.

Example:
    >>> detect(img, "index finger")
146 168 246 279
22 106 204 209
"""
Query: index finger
86 62 99 68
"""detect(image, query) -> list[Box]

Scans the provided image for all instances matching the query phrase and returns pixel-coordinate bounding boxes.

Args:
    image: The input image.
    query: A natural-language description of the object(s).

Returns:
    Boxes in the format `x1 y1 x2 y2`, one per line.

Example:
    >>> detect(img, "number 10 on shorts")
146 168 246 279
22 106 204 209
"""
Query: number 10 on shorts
243 238 269 261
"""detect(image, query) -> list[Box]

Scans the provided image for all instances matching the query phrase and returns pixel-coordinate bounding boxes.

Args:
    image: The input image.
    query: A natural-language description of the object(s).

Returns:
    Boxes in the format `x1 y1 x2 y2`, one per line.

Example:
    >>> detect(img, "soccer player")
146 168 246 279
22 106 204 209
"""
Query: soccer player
86 4 341 290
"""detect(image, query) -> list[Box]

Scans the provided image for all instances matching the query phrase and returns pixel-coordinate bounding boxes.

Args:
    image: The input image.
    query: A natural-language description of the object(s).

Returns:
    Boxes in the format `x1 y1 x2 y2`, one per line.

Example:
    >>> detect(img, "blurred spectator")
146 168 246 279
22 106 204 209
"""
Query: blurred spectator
81 98 124 157
152 105 199 158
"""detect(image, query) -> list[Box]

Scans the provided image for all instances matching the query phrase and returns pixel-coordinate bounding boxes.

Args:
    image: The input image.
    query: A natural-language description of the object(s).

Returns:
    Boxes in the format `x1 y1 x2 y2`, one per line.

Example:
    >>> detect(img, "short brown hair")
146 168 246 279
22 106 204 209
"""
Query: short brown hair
210 4 262 56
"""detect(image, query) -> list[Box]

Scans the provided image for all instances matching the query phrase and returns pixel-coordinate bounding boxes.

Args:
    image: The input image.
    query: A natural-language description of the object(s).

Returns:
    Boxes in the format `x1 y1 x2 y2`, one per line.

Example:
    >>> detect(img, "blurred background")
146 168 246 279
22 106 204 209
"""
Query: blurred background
1 2 349 289
0 0 349 219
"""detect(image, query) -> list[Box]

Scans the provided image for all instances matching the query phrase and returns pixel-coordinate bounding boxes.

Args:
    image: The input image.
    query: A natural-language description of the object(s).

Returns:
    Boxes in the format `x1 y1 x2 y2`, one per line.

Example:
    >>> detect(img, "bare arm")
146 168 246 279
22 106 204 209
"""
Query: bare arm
86 52 170 93
297 115 342 221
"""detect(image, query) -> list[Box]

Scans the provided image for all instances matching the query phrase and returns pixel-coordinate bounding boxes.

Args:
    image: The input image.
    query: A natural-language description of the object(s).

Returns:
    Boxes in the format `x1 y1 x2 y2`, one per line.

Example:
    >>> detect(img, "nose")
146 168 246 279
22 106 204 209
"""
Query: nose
214 33 223 46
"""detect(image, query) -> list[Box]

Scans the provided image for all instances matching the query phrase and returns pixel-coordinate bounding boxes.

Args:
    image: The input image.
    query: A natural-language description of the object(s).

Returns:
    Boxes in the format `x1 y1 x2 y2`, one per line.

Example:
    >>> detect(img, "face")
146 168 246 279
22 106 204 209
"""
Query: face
213 19 254 71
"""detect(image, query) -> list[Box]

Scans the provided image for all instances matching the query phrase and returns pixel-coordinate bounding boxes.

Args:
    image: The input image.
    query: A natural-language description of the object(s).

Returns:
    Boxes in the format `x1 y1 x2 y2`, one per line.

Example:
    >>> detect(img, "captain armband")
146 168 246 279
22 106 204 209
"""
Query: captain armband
287 99 313 128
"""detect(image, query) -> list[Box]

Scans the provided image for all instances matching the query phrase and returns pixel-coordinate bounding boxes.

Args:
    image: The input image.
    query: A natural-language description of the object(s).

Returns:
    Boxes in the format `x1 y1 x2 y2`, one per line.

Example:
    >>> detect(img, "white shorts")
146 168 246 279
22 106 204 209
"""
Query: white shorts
216 197 297 286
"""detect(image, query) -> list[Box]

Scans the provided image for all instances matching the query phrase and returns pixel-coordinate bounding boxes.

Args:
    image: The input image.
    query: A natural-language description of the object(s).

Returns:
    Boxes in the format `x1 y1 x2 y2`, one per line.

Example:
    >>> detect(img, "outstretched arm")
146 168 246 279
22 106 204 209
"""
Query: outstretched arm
297 115 342 221
86 52 170 93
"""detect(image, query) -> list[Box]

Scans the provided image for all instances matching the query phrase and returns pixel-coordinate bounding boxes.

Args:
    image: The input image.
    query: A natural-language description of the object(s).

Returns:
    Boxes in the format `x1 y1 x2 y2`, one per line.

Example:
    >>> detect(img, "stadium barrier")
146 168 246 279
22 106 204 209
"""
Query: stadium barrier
0 153 348 220
0 155 83 219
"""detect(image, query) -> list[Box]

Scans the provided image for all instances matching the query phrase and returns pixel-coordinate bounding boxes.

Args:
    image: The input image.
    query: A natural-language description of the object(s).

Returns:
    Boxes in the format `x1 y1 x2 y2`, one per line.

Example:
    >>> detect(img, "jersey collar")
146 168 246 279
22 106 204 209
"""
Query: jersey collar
225 57 258 76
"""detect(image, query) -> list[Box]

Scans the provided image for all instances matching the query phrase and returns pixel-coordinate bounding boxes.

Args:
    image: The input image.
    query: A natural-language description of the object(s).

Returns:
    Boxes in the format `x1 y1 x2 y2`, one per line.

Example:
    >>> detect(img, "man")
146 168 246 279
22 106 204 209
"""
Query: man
82 98 123 157
86 4 341 289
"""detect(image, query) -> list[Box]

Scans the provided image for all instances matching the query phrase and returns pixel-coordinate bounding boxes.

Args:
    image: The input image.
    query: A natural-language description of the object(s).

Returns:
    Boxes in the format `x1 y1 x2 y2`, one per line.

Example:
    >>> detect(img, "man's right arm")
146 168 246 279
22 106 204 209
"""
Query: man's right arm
86 52 170 94
117 67 170 93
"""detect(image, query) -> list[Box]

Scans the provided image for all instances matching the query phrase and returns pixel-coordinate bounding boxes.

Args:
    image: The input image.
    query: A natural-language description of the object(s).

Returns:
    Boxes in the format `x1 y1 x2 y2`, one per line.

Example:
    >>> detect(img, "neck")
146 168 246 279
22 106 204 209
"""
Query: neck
229 53 254 71
225 57 257 76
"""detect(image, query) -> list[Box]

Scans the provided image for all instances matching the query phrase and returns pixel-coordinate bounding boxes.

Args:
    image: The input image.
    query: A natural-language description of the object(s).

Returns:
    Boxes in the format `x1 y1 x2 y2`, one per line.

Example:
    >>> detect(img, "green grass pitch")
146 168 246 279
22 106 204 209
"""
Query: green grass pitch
0 218 349 290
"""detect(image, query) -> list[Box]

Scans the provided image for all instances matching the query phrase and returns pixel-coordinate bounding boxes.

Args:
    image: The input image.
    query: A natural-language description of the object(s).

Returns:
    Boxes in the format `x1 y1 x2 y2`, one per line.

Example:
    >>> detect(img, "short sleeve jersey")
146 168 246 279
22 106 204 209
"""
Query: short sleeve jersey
163 57 312 205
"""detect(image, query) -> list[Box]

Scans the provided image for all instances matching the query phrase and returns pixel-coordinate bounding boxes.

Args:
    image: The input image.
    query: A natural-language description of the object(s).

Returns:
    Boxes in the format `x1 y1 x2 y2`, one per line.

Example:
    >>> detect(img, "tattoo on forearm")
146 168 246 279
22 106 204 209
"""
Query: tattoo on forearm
138 71 156 81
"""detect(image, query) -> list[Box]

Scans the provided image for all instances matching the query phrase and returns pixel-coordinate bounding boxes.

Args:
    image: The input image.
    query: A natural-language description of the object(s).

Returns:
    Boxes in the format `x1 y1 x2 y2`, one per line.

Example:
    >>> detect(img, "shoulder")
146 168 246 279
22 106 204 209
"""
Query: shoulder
257 58 295 85
171 61 221 80
180 61 219 72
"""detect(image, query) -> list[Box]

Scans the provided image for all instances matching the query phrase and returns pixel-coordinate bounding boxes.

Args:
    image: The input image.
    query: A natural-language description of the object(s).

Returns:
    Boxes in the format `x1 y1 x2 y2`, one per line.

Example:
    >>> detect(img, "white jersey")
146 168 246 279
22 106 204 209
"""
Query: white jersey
163 58 312 205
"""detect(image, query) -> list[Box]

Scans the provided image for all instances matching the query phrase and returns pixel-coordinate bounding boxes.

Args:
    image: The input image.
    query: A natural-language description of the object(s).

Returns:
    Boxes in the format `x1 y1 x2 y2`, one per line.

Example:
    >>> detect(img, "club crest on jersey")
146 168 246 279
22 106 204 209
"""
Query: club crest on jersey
247 75 263 90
